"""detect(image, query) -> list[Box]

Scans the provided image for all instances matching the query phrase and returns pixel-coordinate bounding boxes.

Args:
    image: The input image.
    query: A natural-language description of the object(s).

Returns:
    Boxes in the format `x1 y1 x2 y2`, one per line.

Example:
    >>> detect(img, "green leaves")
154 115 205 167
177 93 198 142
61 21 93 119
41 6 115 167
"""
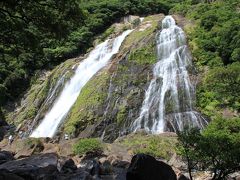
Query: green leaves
197 63 240 117
0 0 85 103
178 117 240 179
172 0 240 66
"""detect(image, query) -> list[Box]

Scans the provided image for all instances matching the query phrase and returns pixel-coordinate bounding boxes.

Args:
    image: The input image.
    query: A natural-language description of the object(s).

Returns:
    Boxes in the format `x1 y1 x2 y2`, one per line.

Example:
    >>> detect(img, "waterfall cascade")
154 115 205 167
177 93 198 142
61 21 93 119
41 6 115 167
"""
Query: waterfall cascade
131 16 207 133
30 30 132 138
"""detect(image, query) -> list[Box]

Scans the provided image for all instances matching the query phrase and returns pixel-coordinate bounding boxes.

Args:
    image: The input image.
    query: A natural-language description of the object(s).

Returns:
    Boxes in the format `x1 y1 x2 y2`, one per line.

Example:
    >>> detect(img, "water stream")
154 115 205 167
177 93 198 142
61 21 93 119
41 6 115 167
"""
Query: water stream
131 16 207 133
30 30 132 138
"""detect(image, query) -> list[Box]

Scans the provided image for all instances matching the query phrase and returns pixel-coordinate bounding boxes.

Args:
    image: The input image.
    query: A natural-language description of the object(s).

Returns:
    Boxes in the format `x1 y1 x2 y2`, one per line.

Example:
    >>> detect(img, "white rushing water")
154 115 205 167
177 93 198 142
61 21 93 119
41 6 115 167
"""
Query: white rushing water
30 30 132 138
131 16 207 133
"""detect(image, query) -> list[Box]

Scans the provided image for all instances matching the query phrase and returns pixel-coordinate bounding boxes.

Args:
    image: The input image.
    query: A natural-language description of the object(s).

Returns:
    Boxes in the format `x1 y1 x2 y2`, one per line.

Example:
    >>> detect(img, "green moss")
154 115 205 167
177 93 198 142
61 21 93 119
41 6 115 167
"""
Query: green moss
6 80 50 125
122 14 162 49
73 138 103 156
116 105 128 125
121 14 161 65
100 26 115 41
64 72 109 136
129 42 157 65
24 138 42 147
119 133 177 160
6 59 77 125
112 64 130 89
15 138 44 154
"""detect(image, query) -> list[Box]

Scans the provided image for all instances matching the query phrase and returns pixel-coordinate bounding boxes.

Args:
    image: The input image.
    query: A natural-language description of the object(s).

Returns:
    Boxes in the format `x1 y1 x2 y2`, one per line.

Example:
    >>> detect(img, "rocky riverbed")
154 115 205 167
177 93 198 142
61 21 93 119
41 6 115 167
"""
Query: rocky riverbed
1 132 239 180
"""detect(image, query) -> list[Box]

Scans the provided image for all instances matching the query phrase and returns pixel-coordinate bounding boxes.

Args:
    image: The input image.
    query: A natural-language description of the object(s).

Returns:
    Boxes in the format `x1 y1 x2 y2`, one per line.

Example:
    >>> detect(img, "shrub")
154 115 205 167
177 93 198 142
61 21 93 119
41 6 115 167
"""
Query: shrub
73 138 103 156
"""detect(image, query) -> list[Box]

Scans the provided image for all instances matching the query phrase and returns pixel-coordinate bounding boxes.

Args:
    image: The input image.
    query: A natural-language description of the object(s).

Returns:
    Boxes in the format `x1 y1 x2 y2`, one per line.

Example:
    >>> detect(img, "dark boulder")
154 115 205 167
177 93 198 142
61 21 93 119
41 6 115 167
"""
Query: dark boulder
81 159 100 177
126 154 177 180
59 170 93 180
0 151 14 165
0 170 24 180
0 153 59 180
178 174 189 180
59 158 77 173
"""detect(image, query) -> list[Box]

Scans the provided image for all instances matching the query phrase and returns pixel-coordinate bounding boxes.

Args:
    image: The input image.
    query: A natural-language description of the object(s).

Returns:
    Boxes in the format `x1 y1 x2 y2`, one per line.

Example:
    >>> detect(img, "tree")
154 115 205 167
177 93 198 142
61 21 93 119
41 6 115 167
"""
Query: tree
177 127 202 180
177 117 240 179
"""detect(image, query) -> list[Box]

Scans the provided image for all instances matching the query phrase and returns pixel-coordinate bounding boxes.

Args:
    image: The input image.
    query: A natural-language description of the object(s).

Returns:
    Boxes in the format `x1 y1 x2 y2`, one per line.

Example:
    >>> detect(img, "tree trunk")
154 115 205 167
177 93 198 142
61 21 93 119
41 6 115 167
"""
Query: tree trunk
186 156 193 180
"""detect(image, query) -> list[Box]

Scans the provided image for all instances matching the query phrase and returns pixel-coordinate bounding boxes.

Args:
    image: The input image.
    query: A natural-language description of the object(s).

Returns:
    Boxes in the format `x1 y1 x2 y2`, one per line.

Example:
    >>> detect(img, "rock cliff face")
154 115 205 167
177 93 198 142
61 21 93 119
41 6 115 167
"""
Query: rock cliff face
4 14 164 140
64 14 164 141
5 58 80 136
4 14 203 141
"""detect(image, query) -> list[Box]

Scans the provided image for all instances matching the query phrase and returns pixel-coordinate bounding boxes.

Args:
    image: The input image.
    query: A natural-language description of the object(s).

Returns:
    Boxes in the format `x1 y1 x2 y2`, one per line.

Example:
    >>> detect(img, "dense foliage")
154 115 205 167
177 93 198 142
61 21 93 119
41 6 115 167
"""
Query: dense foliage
0 0 86 105
197 63 240 119
178 117 240 180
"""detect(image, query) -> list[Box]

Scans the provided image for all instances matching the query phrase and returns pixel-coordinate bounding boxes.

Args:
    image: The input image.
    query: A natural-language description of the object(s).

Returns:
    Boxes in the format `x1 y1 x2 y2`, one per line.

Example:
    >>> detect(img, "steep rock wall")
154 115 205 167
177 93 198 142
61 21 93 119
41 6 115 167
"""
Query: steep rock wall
63 14 164 141
5 58 80 134
4 15 148 138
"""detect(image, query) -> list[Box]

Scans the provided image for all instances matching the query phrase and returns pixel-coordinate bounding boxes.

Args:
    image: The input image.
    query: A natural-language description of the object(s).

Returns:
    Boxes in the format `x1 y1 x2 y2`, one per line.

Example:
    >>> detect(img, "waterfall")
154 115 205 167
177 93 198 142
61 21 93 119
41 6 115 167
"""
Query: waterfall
131 16 207 133
30 30 132 138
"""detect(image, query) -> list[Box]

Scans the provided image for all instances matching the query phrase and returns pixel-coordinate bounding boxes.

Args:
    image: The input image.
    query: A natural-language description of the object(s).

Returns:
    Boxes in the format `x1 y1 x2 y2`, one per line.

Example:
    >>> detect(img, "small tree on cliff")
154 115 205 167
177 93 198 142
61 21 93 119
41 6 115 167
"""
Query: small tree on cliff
177 117 240 180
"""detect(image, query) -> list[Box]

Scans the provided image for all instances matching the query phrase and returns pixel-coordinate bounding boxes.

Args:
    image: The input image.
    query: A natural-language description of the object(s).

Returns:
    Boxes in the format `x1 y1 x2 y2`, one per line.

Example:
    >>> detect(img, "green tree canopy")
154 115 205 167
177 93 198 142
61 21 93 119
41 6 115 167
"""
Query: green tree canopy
178 117 240 180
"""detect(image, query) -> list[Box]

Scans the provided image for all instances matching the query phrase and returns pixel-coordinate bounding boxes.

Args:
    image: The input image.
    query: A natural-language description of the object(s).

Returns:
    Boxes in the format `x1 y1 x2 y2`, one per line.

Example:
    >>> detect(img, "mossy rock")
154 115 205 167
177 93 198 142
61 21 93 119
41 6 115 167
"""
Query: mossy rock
118 133 177 160
5 58 77 126
64 71 110 136
122 14 163 51
129 42 157 65
116 105 128 126
15 138 44 155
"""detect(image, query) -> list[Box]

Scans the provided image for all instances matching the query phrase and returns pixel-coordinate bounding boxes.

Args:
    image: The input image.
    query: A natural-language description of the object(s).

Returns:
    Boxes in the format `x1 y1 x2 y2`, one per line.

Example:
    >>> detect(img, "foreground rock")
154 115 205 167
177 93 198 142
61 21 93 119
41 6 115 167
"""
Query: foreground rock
0 153 59 179
0 152 94 180
0 151 128 180
127 154 177 180
0 151 14 165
